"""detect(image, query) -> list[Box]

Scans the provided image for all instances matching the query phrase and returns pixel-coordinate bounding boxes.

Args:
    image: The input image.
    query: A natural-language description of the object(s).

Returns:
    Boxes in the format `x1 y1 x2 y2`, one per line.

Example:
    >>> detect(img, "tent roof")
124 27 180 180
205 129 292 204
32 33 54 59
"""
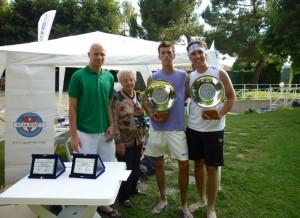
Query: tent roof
0 31 189 67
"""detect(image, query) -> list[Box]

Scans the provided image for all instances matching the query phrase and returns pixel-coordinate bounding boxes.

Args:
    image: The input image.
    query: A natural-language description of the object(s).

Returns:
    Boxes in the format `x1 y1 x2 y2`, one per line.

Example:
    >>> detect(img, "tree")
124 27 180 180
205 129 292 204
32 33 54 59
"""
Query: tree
202 0 267 83
0 0 121 45
262 0 300 71
0 0 12 45
128 14 144 38
0 0 60 45
0 0 8 11
139 0 203 43
52 0 121 38
120 0 144 37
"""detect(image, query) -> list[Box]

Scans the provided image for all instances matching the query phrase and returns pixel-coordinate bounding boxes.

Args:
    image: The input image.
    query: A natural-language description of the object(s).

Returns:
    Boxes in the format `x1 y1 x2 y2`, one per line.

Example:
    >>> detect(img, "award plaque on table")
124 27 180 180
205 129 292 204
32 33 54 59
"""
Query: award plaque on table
29 154 66 179
191 75 225 119
69 153 105 179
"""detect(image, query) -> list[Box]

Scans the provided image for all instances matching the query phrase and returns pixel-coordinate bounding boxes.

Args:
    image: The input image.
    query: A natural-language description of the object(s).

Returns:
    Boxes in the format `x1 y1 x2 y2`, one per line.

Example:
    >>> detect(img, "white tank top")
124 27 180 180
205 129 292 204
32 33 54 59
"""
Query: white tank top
188 66 225 132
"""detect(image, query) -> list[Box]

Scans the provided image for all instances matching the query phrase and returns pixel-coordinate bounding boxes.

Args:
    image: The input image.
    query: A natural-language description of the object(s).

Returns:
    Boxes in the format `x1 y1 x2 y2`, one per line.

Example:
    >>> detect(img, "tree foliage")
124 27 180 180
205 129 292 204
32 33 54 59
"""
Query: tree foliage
120 0 144 38
262 0 300 70
0 0 121 45
0 0 13 45
202 0 267 83
139 0 203 42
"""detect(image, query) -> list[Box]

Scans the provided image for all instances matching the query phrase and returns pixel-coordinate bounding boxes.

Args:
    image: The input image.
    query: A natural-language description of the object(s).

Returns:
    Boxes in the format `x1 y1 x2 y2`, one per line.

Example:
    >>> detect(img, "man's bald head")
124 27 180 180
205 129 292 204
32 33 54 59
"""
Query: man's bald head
89 43 105 53
88 43 106 72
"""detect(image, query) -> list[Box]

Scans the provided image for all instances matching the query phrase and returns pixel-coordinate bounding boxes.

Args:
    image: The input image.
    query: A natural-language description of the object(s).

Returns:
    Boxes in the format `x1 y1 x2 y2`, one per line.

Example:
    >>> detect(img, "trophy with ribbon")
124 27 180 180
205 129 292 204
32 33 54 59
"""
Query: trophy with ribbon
191 75 225 119
145 80 176 122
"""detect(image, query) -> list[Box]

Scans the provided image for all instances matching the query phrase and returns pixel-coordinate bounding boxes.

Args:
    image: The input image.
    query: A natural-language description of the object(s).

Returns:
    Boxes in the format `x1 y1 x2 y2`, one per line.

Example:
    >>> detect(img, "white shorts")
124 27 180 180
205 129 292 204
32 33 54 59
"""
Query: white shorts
144 131 188 161
77 130 116 162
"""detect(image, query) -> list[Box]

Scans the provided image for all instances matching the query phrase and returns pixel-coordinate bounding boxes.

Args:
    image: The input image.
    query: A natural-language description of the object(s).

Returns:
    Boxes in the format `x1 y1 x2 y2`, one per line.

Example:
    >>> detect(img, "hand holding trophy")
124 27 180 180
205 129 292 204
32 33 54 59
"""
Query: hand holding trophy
145 80 176 122
191 75 224 120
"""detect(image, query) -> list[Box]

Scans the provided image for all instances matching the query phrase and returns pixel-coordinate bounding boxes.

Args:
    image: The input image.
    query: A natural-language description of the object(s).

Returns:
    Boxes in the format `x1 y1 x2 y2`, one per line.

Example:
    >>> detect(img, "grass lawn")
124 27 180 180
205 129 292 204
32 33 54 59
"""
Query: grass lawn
1 108 300 217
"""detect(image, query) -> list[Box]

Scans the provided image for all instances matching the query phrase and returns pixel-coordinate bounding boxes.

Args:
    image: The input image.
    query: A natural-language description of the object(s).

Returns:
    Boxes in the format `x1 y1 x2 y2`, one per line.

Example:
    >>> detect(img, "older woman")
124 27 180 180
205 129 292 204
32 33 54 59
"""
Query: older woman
114 70 145 208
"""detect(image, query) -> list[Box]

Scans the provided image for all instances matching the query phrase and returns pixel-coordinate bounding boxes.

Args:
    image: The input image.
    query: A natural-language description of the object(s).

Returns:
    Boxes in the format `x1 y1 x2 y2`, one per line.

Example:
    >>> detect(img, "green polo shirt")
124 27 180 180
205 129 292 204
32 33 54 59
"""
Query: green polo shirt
68 66 114 133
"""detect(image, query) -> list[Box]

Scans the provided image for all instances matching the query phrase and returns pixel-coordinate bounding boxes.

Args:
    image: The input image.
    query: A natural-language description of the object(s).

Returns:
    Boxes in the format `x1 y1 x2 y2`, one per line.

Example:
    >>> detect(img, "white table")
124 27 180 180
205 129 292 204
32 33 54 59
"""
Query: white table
0 162 129 218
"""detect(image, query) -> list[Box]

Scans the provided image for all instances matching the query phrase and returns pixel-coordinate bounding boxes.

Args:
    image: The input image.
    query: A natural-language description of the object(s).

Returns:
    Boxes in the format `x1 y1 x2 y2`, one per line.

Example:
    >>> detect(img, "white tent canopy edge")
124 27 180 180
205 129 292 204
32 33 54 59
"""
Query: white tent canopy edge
0 31 191 83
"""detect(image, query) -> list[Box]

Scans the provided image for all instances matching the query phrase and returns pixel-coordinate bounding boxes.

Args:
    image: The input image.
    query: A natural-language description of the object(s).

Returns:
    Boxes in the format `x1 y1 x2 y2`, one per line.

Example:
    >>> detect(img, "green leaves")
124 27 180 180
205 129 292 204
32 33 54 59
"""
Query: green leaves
203 0 268 83
0 0 121 45
262 0 300 70
139 0 203 42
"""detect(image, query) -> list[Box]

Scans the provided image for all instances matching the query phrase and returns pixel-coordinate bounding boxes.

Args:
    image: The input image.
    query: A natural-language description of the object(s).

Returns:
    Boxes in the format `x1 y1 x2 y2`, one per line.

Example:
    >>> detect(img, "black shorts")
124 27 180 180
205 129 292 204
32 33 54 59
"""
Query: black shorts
186 127 224 166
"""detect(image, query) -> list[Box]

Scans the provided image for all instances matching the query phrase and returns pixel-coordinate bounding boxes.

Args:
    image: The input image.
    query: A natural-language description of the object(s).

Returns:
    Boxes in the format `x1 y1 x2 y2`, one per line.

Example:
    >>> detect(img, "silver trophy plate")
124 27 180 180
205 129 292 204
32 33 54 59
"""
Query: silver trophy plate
191 75 224 108
145 80 176 111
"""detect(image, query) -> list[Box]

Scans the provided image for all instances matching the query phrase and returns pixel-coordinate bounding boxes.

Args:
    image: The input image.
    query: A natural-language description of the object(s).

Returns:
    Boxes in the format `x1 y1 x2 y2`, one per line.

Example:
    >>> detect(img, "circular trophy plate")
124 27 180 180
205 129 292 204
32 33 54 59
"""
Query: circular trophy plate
191 75 224 107
145 80 176 111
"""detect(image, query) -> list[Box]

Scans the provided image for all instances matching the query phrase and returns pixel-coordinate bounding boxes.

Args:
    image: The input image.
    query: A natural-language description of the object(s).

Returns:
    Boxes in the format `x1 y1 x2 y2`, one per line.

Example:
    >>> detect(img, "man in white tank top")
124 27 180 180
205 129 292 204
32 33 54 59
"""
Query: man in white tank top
186 41 236 218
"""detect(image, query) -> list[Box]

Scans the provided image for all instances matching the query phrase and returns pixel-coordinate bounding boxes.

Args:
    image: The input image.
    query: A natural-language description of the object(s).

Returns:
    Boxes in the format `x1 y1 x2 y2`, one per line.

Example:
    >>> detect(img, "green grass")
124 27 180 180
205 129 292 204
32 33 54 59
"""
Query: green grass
1 108 300 217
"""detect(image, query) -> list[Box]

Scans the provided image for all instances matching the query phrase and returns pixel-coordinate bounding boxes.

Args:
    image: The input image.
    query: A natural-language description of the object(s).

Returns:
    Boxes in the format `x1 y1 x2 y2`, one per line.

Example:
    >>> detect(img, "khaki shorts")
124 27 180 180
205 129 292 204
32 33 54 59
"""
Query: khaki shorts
144 131 188 161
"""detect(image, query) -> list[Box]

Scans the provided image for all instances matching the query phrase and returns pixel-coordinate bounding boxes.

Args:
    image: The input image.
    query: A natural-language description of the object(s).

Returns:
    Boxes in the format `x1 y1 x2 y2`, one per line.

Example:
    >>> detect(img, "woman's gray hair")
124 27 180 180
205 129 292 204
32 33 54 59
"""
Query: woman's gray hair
117 69 136 82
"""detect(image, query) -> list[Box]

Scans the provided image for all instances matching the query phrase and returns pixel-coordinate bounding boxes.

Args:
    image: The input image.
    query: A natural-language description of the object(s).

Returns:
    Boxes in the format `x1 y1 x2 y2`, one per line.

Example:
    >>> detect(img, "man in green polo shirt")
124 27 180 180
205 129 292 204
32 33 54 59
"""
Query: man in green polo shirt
68 43 121 218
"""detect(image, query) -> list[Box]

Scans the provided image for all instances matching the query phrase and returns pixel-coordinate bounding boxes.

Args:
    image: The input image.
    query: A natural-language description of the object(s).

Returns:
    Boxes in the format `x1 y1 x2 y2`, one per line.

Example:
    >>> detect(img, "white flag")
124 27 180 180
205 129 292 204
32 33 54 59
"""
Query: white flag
38 10 56 41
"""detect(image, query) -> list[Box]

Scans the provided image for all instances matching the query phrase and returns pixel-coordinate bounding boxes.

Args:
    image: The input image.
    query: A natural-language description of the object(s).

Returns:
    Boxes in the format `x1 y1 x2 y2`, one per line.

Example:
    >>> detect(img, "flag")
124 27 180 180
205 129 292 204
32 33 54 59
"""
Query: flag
38 10 56 41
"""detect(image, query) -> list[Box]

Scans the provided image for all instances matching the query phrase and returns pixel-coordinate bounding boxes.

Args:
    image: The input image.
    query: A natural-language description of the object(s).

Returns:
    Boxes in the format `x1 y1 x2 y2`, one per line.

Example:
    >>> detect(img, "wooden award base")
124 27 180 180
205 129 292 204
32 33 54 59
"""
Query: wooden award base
154 111 169 122
202 109 219 119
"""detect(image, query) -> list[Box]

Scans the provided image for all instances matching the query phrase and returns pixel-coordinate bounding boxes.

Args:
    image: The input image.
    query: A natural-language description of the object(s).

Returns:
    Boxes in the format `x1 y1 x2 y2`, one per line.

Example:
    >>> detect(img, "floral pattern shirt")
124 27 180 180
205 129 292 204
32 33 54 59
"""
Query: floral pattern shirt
114 90 145 147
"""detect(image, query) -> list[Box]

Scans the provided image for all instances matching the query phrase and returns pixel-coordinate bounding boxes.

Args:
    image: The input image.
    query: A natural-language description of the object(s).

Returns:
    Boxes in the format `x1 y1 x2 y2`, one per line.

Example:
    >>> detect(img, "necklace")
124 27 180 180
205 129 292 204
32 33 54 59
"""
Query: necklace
123 89 135 99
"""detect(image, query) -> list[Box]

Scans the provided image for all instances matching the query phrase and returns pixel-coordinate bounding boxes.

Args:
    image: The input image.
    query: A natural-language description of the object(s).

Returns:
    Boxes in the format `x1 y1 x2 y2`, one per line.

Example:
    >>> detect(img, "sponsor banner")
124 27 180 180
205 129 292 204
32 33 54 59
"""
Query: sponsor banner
5 65 55 183
38 10 56 41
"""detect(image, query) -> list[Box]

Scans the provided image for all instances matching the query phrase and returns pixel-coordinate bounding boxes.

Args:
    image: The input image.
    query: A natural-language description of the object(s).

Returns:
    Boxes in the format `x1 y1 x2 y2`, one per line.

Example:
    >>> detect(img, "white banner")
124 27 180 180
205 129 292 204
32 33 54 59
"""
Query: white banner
5 65 55 184
38 10 56 41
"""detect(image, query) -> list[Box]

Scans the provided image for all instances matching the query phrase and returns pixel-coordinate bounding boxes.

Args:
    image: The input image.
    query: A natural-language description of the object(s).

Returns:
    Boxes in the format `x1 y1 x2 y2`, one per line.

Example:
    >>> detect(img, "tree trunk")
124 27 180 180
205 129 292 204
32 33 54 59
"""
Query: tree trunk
185 34 192 44
252 57 264 84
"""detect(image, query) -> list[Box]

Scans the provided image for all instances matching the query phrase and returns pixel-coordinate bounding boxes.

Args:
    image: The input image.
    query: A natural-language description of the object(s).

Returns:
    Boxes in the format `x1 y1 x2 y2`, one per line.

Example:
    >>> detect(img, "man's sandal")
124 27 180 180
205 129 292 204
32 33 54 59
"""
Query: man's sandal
178 208 194 218
98 208 122 218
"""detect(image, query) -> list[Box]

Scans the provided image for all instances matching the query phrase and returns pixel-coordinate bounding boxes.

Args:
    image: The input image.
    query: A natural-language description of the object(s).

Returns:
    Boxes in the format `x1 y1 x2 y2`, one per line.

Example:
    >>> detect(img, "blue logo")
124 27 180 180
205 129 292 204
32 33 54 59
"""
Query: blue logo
14 112 46 137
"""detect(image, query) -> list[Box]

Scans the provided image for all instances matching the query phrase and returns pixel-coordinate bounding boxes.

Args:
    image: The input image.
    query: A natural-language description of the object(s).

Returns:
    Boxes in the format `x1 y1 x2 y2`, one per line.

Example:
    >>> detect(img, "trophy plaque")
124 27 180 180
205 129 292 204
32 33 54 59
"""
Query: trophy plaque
69 153 105 179
29 154 65 179
145 80 176 122
191 75 225 119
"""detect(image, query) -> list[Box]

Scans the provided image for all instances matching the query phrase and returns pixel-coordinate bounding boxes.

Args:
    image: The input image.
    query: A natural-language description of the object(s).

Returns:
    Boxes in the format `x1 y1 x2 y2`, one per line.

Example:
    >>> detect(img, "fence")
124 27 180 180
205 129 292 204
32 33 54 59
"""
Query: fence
233 84 300 106
1 82 300 106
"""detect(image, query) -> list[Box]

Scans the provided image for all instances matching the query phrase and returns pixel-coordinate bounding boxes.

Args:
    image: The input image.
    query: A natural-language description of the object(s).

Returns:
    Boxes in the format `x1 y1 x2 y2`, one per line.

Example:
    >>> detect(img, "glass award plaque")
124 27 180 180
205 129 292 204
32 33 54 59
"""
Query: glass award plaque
69 153 105 179
29 154 66 179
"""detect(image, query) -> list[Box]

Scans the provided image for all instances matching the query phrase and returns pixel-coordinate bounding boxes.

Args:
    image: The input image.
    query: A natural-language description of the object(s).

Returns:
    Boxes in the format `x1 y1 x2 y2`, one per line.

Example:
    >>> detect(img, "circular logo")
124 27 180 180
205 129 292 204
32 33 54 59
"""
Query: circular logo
199 83 216 100
145 80 176 112
191 75 225 108
152 87 169 105
14 112 45 137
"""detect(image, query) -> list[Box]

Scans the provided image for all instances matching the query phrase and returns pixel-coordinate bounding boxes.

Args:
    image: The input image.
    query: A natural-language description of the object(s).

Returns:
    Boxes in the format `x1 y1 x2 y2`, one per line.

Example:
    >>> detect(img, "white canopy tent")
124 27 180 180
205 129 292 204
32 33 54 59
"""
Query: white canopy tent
0 31 191 82
0 31 236 85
